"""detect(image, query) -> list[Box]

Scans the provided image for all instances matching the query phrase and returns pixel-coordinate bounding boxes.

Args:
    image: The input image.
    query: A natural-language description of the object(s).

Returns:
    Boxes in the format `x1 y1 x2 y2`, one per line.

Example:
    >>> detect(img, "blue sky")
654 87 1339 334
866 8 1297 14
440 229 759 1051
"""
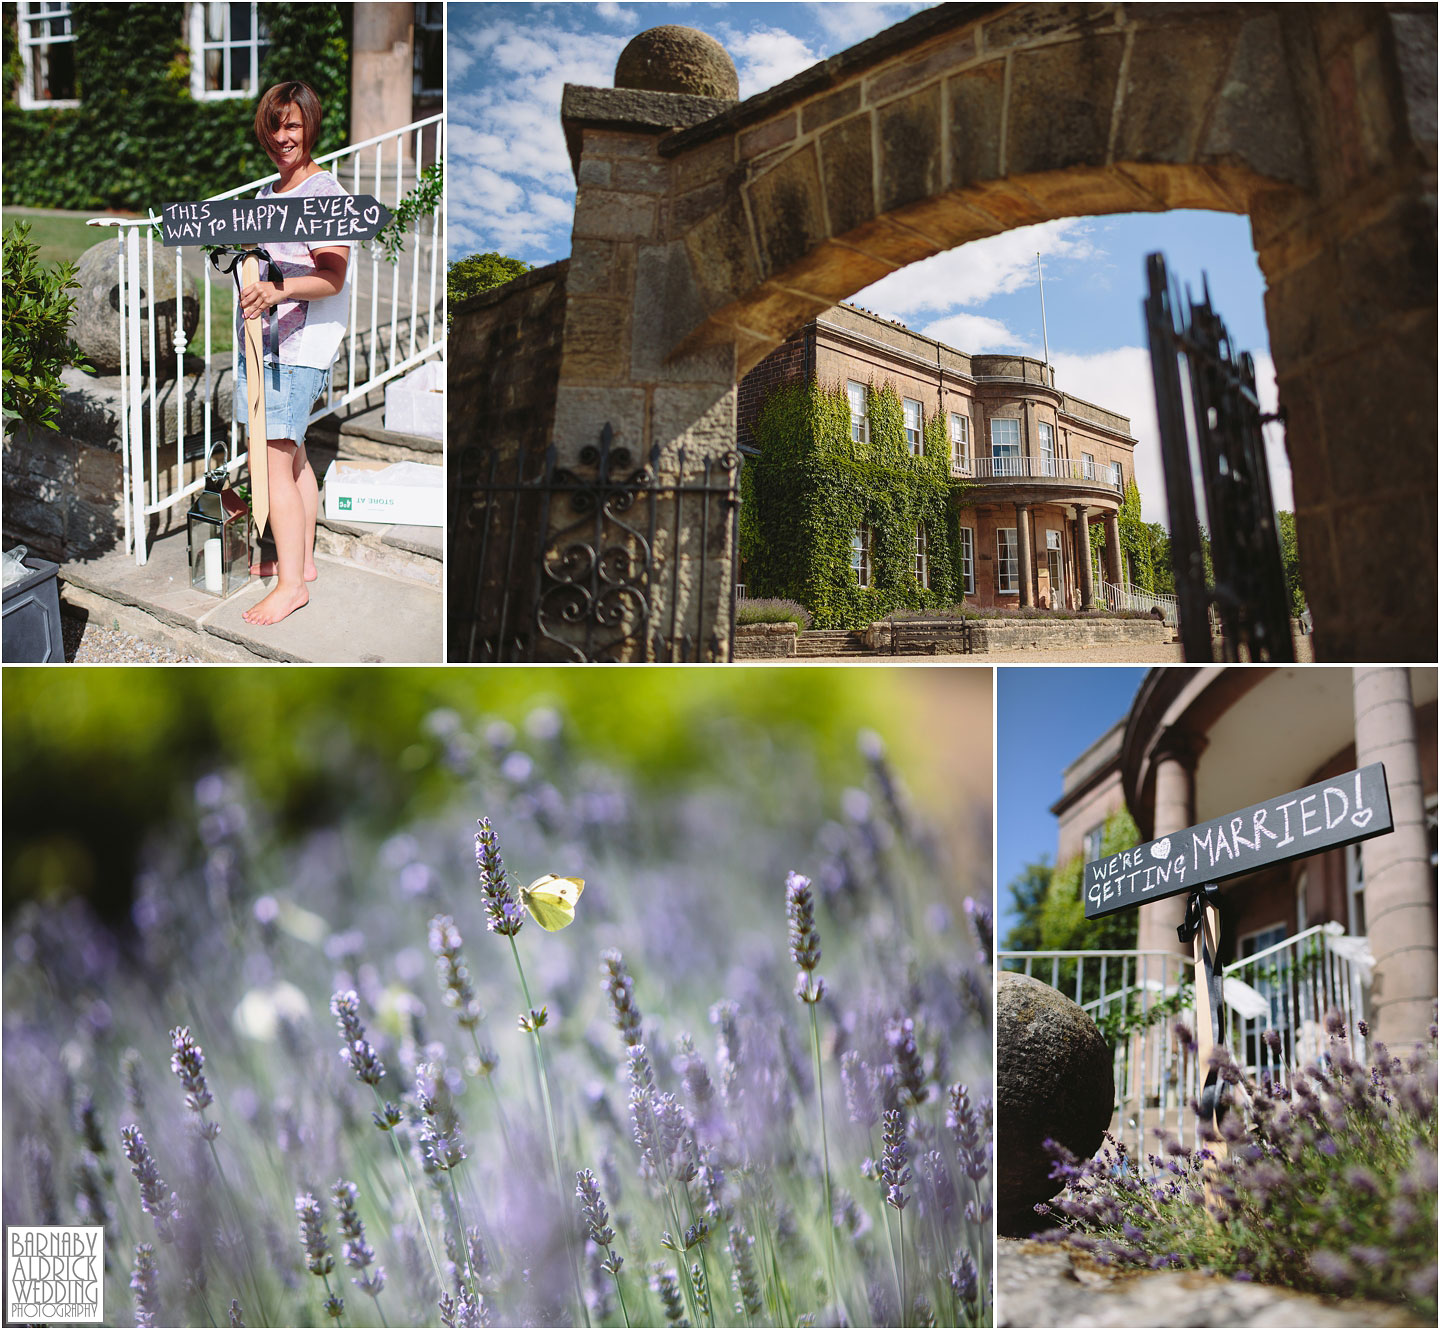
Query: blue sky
995 667 1149 946
447 2 1291 521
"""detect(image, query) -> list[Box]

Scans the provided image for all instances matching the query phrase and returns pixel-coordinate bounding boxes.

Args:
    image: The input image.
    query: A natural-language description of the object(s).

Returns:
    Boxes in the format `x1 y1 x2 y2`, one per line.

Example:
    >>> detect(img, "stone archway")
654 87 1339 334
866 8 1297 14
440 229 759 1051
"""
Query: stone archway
454 3 1435 661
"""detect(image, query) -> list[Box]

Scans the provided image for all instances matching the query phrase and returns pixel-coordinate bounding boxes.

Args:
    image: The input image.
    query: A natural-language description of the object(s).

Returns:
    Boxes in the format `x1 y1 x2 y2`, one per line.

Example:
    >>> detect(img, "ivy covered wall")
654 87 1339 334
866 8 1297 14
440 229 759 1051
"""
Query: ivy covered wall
742 379 968 629
1090 478 1155 592
2 2 351 210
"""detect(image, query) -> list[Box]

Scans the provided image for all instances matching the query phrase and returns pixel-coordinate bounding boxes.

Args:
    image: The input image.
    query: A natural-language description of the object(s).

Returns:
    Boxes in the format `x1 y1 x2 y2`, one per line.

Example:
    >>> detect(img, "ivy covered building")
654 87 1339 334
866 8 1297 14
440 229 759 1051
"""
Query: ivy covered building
737 303 1142 625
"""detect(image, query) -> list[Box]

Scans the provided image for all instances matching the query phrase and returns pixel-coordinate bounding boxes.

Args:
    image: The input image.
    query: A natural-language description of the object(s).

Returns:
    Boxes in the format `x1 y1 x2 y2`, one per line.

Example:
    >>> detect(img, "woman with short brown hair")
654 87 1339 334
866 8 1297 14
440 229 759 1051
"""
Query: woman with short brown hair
232 80 352 626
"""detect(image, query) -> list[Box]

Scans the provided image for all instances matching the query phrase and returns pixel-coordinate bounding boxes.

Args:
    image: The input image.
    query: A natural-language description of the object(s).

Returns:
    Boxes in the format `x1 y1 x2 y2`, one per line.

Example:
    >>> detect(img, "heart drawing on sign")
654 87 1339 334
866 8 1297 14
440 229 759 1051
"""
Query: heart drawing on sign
1352 807 1373 828
364 206 380 225
1151 837 1171 860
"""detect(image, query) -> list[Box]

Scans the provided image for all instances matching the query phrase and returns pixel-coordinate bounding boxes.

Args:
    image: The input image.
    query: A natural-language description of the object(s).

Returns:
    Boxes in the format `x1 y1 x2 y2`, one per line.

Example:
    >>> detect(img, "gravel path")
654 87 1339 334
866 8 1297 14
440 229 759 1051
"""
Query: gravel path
62 612 202 664
980 636 1315 664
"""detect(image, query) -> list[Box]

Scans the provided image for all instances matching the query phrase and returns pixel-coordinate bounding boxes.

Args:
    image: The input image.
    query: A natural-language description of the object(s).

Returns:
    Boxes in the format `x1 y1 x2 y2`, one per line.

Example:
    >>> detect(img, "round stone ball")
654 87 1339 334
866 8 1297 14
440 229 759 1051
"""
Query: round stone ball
614 26 740 99
70 239 199 377
996 970 1115 1236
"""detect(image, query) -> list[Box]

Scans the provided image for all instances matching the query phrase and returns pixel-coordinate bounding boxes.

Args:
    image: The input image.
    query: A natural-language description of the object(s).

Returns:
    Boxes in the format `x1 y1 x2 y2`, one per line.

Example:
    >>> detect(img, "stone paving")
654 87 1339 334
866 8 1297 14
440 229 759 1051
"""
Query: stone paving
997 1238 1424 1327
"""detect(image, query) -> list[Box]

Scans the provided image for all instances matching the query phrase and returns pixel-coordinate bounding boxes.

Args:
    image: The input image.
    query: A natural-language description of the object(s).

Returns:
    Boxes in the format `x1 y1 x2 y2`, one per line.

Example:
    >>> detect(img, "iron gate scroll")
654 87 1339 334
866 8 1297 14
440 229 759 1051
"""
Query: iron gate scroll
450 424 741 662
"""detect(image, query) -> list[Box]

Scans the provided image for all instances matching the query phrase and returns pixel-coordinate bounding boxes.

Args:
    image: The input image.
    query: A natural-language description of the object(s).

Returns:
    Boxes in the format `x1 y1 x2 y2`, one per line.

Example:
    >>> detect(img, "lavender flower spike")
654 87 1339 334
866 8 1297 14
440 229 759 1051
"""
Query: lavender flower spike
330 990 386 1087
785 871 826 1004
296 1192 335 1276
881 1108 911 1211
131 1242 161 1327
332 1179 386 1297
120 1125 180 1242
169 1025 217 1130
429 914 483 1029
475 817 524 935
601 948 645 1047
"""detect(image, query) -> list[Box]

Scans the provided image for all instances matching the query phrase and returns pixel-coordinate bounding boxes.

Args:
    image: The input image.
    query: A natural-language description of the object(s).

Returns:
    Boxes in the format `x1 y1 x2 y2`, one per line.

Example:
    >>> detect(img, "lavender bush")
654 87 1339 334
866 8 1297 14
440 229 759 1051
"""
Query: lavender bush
1034 1017 1436 1319
3 703 991 1327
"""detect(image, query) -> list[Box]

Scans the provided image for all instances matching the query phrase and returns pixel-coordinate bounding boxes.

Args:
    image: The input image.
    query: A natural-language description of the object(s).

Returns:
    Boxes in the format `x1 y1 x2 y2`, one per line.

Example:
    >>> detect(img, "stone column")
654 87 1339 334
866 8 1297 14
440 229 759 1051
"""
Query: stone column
1073 504 1094 610
1015 503 1034 608
350 6 414 163
1136 732 1200 960
1103 511 1123 587
1354 668 1437 1047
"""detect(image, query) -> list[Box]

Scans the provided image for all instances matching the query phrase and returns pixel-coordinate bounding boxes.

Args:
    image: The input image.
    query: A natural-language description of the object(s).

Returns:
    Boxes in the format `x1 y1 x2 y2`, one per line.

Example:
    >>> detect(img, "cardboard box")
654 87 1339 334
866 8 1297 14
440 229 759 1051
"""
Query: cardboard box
384 360 444 439
324 459 443 527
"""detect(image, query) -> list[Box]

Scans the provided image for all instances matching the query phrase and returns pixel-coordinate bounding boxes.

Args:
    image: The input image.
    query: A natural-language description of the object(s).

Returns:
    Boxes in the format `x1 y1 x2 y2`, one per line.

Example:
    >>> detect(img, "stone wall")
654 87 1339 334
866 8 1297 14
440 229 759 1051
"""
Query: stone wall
967 616 1171 653
447 261 570 658
733 621 798 657
735 330 803 452
2 363 233 563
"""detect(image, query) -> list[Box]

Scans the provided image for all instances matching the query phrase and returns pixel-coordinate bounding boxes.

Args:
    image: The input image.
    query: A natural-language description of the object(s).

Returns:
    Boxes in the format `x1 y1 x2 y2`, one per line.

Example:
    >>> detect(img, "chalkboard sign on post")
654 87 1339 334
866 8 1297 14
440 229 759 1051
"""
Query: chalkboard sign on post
161 193 394 538
1082 763 1393 1203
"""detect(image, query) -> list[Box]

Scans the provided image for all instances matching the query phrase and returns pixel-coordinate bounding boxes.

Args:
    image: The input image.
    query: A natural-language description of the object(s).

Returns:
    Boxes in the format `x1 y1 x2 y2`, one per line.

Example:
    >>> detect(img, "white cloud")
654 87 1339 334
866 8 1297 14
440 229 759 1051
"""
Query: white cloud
595 2 639 25
803 1 937 48
851 220 1097 319
721 25 822 98
1046 346 1294 526
920 311 1033 355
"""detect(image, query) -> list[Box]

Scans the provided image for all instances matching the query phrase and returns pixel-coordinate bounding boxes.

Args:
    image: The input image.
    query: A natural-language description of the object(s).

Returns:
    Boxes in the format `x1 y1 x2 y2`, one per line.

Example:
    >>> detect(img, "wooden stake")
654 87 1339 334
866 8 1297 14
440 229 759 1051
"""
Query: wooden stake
240 247 270 540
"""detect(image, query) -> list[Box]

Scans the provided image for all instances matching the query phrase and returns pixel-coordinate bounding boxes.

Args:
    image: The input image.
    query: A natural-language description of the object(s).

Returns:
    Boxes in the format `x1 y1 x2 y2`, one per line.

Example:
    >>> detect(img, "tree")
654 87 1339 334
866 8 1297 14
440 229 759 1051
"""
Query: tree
1000 806 1142 955
1001 859 1052 953
447 252 531 320
1275 510 1307 617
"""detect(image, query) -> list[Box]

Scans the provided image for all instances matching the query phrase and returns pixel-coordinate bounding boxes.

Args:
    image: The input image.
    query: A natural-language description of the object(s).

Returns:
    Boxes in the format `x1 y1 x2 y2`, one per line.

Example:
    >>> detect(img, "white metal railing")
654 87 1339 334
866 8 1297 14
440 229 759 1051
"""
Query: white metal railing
734 584 748 600
958 455 1123 489
87 113 444 564
1099 578 1180 625
1223 922 1370 1086
1001 924 1371 1161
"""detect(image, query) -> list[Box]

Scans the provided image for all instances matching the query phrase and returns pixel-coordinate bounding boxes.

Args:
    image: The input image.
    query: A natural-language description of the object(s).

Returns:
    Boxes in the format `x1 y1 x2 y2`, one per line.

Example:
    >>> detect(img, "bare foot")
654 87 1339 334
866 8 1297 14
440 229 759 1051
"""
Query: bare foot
242 583 309 626
251 558 318 581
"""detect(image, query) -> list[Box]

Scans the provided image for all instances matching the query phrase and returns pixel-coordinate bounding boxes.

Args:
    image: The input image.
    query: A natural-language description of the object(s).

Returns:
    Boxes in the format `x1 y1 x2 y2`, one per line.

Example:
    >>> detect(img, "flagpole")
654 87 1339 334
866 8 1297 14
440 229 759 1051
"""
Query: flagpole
1036 251 1051 386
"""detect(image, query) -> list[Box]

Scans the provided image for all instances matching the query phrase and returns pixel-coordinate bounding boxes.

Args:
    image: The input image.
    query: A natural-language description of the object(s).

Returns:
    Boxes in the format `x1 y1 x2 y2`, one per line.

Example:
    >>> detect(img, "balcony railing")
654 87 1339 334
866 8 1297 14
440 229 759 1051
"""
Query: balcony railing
999 924 1372 1160
952 455 1123 490
87 113 444 565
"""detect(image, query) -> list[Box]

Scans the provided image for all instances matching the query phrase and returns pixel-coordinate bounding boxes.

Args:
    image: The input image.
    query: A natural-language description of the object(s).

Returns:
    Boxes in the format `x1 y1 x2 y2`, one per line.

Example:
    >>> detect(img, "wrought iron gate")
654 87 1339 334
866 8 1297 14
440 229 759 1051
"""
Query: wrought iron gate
449 424 741 662
1144 253 1294 662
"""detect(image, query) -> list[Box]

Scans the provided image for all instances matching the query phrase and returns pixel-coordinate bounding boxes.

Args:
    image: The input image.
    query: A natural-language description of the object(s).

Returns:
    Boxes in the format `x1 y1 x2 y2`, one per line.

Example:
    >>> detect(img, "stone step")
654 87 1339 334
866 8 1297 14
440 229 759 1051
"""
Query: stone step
795 629 874 658
313 499 441 587
60 526 441 663
307 399 442 468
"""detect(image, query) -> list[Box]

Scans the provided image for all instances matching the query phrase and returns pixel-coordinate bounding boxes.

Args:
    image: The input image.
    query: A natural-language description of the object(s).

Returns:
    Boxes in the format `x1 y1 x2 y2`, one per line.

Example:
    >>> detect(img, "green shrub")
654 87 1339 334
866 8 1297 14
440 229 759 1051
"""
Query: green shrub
2 220 89 430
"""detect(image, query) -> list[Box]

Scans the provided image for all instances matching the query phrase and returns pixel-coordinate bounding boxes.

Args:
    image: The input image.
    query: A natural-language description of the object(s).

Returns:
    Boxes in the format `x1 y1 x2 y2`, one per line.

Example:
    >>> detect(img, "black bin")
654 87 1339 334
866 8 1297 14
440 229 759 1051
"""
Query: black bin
3 556 65 663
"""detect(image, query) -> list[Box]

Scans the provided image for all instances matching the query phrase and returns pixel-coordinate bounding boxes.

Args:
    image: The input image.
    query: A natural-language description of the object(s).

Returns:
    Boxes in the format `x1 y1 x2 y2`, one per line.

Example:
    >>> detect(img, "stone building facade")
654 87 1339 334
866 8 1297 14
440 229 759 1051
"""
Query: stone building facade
737 305 1138 610
1053 667 1438 1048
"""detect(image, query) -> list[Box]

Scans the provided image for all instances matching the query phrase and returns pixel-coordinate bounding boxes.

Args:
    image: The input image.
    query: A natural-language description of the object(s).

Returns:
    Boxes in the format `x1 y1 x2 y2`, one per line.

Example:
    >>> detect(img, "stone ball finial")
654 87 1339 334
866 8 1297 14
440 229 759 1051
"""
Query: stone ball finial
996 971 1115 1236
614 26 739 99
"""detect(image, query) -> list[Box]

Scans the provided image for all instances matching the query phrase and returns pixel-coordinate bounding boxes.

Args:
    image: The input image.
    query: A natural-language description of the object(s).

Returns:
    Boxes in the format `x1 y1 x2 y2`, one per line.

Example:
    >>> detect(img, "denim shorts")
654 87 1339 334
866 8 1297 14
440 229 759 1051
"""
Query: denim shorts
233 358 331 443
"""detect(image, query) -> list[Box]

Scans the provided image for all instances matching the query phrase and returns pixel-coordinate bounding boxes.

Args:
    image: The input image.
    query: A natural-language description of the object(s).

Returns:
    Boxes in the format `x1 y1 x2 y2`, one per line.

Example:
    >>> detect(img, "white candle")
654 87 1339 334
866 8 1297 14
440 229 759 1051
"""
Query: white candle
204 537 223 593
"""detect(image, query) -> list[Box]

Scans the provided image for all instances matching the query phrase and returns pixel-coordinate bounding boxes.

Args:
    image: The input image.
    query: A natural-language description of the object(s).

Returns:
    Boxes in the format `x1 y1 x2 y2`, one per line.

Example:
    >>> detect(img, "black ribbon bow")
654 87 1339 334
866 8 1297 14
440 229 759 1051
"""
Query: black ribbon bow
207 245 284 287
1177 882 1222 944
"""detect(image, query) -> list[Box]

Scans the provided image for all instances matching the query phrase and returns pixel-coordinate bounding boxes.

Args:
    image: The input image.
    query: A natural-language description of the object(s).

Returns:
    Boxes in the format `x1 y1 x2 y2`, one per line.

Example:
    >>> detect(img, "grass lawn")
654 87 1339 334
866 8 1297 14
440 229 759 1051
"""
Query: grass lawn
2 208 105 266
4 206 234 355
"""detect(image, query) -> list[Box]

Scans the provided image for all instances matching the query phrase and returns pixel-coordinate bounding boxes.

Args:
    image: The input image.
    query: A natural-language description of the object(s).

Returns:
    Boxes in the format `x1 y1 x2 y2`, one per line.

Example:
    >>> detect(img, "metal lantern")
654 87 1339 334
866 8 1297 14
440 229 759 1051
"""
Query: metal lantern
187 443 251 597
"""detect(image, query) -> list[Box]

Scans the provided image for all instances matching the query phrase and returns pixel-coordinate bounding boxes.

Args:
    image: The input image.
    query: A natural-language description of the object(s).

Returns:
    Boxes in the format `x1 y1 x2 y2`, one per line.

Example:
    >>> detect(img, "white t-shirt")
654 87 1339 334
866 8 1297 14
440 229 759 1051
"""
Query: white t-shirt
233 169 354 370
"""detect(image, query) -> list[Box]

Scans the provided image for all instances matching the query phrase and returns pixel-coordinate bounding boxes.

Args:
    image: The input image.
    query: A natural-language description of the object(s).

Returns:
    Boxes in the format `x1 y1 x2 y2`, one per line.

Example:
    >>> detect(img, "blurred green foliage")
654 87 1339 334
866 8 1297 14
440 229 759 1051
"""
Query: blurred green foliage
2 667 925 918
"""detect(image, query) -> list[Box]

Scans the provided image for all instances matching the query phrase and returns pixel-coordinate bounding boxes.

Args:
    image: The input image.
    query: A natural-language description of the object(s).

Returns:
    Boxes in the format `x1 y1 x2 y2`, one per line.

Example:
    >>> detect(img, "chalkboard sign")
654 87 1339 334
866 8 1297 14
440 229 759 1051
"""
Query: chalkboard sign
1084 763 1392 919
160 194 393 247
